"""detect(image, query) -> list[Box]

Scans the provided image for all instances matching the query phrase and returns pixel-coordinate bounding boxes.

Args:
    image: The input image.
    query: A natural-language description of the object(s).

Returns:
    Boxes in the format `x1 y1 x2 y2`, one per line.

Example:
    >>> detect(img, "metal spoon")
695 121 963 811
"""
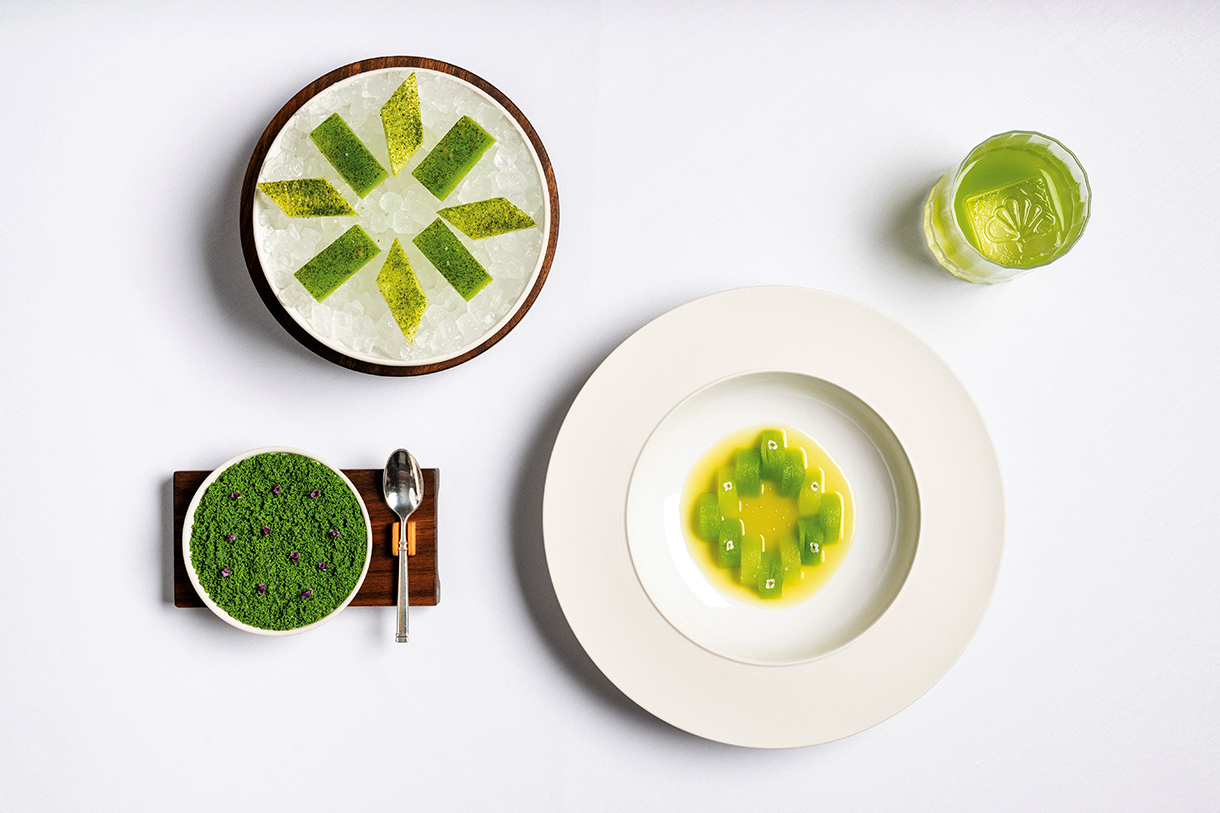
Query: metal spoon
382 449 423 643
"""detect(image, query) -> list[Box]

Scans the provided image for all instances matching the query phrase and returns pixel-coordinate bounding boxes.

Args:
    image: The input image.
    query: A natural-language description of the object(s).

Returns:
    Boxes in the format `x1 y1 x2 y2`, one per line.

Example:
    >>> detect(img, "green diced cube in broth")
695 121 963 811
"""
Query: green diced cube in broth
718 519 743 568
697 493 720 542
738 534 763 585
758 429 786 481
757 549 783 599
734 448 762 497
798 466 825 516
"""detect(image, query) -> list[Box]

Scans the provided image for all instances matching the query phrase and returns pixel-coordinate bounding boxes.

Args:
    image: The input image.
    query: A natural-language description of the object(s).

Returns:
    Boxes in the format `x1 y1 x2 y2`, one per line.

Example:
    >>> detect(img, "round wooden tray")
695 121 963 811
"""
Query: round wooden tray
239 57 560 376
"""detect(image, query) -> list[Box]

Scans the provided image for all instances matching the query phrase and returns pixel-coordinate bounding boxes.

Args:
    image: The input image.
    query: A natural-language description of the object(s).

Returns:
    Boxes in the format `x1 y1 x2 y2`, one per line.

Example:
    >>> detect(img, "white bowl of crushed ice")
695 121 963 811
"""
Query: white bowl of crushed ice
249 60 555 372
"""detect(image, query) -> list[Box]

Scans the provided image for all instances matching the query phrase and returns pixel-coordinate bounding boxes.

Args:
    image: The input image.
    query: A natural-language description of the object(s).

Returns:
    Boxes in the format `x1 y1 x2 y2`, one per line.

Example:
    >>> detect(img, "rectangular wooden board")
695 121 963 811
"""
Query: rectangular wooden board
174 468 439 607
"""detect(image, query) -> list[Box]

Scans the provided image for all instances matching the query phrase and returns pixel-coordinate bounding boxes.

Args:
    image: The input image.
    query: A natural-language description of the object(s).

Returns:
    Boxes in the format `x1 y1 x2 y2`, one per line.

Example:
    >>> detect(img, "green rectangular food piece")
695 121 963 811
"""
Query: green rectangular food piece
381 74 423 176
758 429 786 481
798 466 825 516
438 197 537 239
376 239 428 343
798 518 825 565
716 464 740 520
734 448 762 497
738 534 763 585
258 179 356 217
412 219 493 301
294 225 381 302
779 447 807 498
757 549 783 599
412 115 495 200
780 536 803 578
310 113 388 198
820 491 844 543
717 519 743 569
697 493 720 542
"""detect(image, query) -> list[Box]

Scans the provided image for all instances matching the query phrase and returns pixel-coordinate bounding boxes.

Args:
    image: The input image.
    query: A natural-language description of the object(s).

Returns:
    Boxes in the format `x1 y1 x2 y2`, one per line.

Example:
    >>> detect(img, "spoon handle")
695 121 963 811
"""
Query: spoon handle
396 519 409 643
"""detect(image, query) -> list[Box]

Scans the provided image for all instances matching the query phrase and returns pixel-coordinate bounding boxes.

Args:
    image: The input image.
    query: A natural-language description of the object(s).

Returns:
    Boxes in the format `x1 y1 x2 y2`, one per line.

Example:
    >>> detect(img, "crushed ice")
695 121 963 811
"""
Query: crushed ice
257 68 547 363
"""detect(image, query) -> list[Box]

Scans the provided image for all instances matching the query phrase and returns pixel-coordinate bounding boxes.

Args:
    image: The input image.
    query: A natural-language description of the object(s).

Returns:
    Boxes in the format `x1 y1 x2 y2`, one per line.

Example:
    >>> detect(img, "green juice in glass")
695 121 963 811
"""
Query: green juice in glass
924 131 1090 283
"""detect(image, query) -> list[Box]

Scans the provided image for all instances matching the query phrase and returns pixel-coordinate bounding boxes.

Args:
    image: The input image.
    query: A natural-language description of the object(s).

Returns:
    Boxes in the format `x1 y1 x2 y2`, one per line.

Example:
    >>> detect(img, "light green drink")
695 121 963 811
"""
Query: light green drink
923 131 1090 283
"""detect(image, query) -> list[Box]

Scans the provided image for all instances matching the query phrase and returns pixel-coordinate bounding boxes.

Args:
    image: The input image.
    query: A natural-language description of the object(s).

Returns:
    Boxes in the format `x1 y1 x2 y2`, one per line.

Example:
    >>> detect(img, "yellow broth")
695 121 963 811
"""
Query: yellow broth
681 424 855 608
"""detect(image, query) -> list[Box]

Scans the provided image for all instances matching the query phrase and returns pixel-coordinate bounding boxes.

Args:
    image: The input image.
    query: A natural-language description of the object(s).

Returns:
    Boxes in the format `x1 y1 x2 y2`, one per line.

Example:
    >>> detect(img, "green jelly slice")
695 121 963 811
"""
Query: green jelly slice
734 448 762 498
437 197 537 239
381 73 424 176
780 536 803 579
258 179 356 217
758 429 786 481
820 491 844 543
697 493 720 542
412 115 495 200
798 518 825 565
716 464 740 520
376 239 428 344
738 534 763 585
294 225 381 302
717 519 743 569
757 549 783 599
798 466 825 516
778 447 807 498
310 113 388 198
412 219 492 301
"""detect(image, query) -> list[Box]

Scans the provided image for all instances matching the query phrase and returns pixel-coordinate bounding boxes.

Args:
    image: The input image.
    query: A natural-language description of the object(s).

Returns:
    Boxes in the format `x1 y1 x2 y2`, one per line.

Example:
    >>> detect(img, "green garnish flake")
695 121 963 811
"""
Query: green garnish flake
309 113 388 198
376 239 428 344
437 197 537 239
381 74 424 176
412 219 492 301
294 225 381 302
258 179 357 217
411 115 495 200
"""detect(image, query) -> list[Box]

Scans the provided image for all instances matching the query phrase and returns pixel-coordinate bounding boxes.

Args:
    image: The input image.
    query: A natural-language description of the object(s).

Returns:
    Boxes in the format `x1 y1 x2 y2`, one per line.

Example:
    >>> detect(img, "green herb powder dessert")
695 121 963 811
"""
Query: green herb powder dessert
413 218 492 301
294 225 381 302
310 113 388 198
189 452 368 631
376 238 428 343
412 115 495 200
438 197 536 240
381 73 424 176
257 179 357 217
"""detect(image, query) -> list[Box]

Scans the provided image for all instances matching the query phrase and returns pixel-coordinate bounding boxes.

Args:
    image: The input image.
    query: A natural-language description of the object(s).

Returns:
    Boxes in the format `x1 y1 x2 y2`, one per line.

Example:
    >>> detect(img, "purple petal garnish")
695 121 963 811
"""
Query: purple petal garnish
317 561 327 571
221 568 231 577
230 492 241 500
301 589 312 599
272 485 282 495
289 552 299 562
261 525 271 535
256 583 266 595
225 534 235 541
309 490 320 499
329 529 340 538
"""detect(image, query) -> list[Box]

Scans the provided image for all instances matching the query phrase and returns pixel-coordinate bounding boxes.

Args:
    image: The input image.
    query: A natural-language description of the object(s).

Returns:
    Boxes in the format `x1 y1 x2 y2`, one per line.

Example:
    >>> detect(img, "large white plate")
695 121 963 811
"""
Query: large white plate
543 287 1004 747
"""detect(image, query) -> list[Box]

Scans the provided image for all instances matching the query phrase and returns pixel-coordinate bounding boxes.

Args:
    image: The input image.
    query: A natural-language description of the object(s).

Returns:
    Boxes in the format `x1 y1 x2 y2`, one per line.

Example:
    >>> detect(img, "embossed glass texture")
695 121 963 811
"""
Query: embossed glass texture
922 131 1090 284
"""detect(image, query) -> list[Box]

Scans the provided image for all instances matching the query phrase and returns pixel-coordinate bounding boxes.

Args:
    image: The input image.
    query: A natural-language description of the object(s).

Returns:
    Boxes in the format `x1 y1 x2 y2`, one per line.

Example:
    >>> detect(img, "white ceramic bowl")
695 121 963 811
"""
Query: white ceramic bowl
626 371 919 665
182 447 373 636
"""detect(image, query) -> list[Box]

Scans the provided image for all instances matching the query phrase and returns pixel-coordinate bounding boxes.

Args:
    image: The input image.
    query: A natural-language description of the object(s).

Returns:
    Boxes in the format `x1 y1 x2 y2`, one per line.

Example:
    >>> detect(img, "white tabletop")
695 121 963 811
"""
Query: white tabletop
2 1 1217 809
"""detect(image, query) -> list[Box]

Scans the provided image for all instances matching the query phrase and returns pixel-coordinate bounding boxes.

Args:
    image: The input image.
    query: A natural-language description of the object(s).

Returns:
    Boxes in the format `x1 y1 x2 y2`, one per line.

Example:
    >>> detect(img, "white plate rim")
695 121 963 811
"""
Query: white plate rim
182 446 374 636
542 287 1005 747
